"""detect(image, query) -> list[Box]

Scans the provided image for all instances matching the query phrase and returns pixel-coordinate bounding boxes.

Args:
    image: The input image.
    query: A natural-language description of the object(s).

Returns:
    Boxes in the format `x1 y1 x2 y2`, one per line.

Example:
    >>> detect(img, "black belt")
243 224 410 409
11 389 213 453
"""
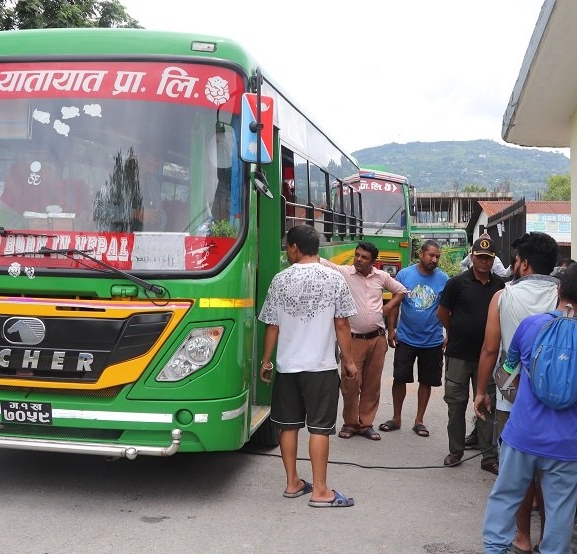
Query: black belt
351 329 385 340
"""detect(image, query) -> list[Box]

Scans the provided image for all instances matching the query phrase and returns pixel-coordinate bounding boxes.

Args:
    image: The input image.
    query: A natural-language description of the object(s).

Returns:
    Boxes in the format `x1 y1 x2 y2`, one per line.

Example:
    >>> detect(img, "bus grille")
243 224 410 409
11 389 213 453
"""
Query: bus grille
0 385 123 398
0 423 123 441
0 312 171 382
377 254 401 263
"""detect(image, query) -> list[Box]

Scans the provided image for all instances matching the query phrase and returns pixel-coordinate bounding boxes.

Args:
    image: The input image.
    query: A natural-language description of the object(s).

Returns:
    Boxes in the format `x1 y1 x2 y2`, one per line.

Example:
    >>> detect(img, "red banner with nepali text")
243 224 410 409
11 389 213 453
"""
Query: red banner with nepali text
0 61 244 113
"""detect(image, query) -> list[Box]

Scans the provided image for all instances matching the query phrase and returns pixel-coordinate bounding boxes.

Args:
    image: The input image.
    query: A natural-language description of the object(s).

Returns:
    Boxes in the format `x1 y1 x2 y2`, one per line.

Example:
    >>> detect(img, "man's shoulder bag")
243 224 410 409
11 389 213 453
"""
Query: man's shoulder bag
494 349 520 404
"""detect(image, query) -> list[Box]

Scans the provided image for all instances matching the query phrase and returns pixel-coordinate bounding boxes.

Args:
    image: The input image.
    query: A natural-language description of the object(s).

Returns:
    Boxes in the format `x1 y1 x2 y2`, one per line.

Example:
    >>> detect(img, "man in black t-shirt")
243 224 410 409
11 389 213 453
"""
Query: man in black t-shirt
437 237 505 474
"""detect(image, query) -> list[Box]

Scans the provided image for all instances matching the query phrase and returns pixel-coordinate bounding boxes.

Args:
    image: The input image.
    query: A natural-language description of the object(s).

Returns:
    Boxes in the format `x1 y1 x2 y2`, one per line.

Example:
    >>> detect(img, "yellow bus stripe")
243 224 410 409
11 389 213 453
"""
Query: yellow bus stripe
198 298 254 308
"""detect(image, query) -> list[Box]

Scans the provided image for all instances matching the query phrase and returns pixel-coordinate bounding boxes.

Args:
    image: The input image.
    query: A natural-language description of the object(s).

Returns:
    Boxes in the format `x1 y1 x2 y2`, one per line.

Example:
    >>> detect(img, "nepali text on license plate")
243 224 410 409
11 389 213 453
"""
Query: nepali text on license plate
1 401 52 424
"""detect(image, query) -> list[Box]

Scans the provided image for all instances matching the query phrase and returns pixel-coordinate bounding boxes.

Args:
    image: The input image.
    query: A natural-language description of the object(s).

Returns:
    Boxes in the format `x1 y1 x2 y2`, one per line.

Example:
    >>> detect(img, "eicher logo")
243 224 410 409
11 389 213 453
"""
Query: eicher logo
3 318 46 345
0 317 94 373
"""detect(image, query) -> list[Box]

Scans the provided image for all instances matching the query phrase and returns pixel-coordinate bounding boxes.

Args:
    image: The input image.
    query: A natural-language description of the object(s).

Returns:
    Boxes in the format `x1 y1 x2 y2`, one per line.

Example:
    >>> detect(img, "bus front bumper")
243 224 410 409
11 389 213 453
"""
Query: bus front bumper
0 428 182 459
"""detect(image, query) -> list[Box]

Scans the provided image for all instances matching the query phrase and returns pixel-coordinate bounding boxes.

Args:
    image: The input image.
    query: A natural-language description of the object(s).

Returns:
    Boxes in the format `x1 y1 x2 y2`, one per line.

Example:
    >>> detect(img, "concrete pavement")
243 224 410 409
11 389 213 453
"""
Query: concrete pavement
273 352 547 553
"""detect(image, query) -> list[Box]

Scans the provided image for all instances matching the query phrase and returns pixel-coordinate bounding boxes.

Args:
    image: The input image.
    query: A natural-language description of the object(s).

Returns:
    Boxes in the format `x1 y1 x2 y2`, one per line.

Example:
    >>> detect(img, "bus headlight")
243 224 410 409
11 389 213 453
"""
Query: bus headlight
156 327 224 382
381 264 398 277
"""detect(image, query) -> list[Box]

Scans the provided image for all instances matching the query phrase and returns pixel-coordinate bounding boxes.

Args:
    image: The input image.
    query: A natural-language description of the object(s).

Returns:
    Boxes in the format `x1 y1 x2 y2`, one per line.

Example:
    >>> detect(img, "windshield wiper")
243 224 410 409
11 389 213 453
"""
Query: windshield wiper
36 247 165 296
375 206 401 235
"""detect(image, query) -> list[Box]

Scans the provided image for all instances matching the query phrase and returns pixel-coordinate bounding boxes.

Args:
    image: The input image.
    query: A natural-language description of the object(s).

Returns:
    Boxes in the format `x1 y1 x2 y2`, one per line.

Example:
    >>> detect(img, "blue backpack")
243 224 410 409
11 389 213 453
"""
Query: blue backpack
528 306 577 410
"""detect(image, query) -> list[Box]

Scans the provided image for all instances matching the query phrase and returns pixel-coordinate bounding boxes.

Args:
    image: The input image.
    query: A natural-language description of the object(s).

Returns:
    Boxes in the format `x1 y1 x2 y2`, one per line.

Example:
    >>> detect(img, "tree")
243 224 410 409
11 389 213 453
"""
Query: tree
0 0 141 30
543 173 571 201
411 236 461 277
462 184 488 193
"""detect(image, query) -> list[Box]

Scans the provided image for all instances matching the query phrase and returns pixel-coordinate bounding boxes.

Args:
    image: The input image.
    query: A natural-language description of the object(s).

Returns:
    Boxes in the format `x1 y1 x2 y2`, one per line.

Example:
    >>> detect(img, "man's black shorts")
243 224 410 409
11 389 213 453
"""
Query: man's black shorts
271 369 340 435
393 341 443 386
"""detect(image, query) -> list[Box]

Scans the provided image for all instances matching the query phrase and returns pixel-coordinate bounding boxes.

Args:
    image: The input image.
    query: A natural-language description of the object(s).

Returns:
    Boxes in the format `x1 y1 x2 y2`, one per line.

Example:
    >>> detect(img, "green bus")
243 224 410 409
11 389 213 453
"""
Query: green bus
0 28 362 458
342 168 416 292
411 226 468 263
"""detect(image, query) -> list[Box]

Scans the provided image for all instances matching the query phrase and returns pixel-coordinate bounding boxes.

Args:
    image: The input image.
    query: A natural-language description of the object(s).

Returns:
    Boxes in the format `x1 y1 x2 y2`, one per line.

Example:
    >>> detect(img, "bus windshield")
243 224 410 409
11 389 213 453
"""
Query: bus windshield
0 61 245 272
344 171 408 234
361 185 406 232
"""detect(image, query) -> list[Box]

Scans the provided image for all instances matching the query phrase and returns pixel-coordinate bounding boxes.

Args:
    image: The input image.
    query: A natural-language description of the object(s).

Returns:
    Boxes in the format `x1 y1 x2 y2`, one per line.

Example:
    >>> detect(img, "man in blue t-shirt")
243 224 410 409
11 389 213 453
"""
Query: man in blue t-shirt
482 263 577 554
378 240 448 438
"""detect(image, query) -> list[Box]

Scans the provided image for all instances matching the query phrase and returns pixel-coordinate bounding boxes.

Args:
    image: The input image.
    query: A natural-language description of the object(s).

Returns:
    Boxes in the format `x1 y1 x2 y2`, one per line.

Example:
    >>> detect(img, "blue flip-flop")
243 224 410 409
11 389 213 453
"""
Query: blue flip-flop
283 479 313 498
308 489 354 508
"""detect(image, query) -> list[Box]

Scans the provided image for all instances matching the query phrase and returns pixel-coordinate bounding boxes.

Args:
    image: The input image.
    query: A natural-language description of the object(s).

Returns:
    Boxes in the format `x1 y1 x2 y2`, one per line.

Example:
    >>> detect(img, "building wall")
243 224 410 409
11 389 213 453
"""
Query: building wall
475 213 489 242
414 192 513 229
572 118 577 261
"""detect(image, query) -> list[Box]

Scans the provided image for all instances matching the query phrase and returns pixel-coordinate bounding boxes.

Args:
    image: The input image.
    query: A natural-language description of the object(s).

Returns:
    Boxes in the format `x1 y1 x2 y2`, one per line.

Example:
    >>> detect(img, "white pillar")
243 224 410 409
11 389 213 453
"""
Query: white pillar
572 119 577 261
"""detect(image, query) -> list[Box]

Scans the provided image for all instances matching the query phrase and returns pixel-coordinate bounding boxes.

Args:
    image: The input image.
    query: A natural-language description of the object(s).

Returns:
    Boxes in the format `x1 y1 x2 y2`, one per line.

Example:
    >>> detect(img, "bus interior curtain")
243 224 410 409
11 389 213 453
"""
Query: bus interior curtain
229 138 241 225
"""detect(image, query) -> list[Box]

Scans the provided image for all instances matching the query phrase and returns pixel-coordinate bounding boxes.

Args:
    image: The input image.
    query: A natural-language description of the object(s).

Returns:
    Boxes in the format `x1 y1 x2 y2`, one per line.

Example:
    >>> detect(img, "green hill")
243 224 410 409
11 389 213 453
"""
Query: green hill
352 139 570 198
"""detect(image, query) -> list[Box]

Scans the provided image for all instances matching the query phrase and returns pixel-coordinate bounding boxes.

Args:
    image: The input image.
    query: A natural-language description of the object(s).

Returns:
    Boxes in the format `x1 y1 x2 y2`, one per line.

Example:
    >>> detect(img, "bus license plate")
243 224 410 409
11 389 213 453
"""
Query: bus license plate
1 401 52 425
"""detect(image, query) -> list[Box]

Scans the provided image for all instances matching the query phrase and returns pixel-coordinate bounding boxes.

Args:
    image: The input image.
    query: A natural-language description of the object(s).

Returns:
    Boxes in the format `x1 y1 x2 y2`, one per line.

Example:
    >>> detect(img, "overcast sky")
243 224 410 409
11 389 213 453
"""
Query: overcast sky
120 0 547 154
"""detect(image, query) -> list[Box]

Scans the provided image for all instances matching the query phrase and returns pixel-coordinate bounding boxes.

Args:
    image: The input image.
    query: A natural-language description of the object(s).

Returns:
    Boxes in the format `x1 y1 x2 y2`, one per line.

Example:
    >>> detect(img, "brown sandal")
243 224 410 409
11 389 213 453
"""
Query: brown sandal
359 427 381 441
338 427 356 439
412 423 430 437
378 420 400 432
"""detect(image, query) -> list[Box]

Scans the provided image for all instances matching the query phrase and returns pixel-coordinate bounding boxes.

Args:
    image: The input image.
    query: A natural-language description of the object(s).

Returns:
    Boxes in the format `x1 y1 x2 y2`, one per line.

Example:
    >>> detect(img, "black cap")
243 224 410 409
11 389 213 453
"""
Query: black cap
472 237 496 257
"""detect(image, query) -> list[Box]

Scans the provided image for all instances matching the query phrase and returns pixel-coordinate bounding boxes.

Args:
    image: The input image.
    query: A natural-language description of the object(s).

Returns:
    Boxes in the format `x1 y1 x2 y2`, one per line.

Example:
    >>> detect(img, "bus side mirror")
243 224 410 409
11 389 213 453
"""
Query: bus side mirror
240 92 274 164
409 185 417 216
253 168 273 199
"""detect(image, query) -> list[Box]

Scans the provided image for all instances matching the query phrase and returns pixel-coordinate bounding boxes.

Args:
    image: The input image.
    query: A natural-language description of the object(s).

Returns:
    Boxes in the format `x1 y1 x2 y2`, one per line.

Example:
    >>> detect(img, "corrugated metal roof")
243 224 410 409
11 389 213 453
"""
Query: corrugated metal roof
478 201 515 217
478 200 571 217
479 199 571 246
526 200 571 213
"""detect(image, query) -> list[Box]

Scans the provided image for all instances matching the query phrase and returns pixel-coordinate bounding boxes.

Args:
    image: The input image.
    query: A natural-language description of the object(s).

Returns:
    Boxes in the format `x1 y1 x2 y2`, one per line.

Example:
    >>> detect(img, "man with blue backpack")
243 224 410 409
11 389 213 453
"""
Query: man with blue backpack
475 232 559 552
482 262 577 554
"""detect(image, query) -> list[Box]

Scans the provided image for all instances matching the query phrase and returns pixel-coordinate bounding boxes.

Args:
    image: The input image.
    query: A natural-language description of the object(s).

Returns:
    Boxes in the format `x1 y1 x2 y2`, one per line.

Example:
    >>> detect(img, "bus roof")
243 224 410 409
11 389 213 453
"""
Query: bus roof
0 28 255 69
342 168 409 187
359 168 408 183
0 28 358 176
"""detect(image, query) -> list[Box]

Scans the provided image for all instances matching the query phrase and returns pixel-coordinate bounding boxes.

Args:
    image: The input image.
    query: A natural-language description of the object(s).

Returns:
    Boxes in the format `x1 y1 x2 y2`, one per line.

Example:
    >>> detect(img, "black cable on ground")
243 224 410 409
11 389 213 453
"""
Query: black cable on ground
242 446 497 470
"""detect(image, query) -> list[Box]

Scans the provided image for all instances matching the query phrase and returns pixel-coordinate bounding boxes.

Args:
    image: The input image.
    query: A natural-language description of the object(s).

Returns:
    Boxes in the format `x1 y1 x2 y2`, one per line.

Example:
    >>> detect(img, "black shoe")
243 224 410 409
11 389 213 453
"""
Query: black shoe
481 460 499 475
464 429 479 450
443 452 463 467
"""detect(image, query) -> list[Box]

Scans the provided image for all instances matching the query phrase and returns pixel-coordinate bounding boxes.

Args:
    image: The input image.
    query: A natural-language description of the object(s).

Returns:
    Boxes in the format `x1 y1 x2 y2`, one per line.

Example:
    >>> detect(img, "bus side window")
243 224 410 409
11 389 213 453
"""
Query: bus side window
282 165 295 218
310 163 330 242
281 146 296 235
293 155 308 226
281 149 308 231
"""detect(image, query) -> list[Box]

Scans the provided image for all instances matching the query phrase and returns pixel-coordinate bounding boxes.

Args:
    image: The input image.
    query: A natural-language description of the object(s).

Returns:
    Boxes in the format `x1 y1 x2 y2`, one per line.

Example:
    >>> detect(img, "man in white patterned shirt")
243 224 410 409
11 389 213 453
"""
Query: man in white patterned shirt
259 225 357 508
